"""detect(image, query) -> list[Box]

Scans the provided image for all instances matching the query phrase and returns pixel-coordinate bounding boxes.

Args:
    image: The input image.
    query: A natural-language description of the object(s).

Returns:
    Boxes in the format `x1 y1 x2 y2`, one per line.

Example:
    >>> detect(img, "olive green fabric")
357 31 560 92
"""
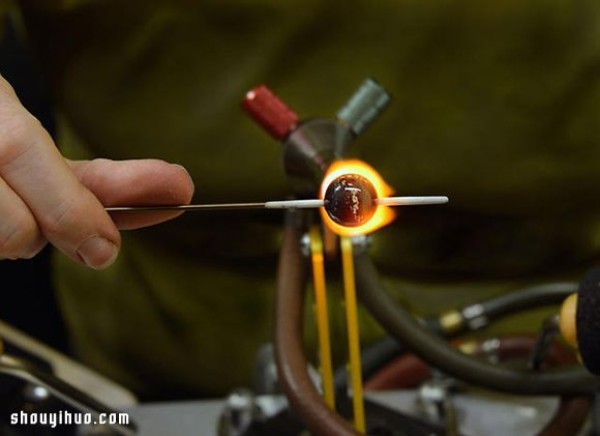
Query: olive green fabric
13 0 600 398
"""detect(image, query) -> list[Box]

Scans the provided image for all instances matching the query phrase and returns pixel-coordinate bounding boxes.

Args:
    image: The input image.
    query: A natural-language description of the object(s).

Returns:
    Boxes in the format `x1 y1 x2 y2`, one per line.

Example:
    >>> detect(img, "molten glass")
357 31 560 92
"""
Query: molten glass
324 174 377 227
320 159 396 236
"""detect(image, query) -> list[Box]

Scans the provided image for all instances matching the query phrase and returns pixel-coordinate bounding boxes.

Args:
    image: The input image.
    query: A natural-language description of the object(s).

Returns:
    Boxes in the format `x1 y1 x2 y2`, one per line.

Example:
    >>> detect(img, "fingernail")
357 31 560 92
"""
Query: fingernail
77 236 118 270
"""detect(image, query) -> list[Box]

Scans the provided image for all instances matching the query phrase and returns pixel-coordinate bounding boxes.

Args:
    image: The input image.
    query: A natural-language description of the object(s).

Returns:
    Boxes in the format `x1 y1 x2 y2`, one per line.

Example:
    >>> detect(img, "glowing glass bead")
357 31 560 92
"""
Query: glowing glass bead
323 174 377 227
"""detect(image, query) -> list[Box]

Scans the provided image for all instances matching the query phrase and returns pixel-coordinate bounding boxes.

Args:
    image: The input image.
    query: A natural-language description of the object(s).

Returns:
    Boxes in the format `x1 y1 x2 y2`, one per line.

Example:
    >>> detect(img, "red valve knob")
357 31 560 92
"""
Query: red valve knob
242 85 299 140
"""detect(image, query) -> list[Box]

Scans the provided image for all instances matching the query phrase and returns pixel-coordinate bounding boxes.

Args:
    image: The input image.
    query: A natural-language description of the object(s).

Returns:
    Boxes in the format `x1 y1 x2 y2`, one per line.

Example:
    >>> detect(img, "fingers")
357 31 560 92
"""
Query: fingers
0 74 195 269
68 158 195 230
0 175 46 259
0 75 120 269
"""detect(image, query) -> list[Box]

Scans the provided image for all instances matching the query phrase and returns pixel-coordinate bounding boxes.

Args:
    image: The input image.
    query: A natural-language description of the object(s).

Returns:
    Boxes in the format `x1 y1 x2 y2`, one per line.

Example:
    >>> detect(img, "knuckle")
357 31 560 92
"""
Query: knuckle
21 237 47 259
0 114 37 166
0 84 48 168
0 214 41 259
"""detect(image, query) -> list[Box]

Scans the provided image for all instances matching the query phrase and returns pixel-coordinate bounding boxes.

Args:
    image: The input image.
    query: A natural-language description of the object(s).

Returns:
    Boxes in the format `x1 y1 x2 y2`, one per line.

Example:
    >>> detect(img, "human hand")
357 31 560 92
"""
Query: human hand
0 74 194 269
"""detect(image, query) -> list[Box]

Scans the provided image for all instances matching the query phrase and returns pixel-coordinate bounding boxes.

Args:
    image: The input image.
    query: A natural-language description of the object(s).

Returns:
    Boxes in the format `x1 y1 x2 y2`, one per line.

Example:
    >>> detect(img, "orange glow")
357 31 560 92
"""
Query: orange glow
320 159 396 236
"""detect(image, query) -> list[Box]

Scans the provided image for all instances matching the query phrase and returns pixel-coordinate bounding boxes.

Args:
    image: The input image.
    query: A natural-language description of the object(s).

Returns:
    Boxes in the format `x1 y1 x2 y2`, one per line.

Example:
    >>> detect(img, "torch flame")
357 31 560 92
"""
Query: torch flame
320 159 396 236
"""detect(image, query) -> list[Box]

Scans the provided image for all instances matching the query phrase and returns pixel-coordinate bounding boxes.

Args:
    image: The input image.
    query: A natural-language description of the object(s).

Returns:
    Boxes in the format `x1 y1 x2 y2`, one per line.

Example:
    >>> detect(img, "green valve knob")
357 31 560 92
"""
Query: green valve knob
337 78 391 136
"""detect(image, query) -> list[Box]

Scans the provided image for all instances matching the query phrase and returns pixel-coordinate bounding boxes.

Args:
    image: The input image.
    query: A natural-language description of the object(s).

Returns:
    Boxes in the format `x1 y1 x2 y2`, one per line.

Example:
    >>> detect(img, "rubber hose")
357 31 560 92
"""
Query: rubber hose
354 251 600 395
364 336 590 436
274 213 360 436
337 282 573 390
478 283 575 320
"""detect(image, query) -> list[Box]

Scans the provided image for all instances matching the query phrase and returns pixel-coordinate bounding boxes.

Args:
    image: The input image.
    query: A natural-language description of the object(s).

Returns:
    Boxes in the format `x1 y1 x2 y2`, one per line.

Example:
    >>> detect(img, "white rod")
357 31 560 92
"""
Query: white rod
264 199 325 209
375 196 449 206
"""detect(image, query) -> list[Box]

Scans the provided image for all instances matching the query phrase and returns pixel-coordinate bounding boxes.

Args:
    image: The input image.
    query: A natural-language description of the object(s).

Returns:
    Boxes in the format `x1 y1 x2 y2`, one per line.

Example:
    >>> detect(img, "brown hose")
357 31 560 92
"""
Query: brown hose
274 212 360 436
273 217 590 435
364 354 430 390
538 396 591 436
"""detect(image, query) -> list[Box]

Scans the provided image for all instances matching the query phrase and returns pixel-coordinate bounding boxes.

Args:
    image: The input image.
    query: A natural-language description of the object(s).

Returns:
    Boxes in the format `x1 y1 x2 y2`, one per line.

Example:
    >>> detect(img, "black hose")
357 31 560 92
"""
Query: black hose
337 336 403 388
335 282 574 390
475 282 575 322
354 250 600 395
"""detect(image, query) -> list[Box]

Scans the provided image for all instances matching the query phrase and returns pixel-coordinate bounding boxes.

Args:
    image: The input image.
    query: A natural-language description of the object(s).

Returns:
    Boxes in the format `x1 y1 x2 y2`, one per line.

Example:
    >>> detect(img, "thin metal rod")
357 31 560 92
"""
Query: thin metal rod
105 202 266 212
105 196 448 213
105 199 323 212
